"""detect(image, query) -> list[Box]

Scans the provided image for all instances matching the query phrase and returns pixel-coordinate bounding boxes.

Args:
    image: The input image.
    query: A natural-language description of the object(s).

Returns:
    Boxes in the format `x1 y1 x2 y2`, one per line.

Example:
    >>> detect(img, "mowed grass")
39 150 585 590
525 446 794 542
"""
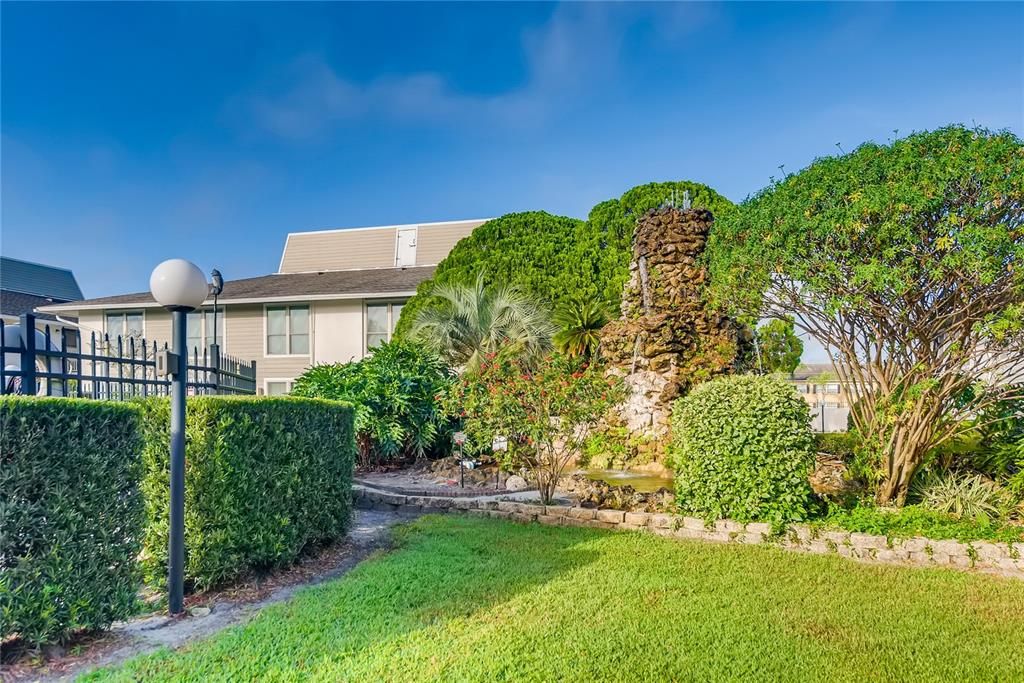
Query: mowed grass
86 515 1024 682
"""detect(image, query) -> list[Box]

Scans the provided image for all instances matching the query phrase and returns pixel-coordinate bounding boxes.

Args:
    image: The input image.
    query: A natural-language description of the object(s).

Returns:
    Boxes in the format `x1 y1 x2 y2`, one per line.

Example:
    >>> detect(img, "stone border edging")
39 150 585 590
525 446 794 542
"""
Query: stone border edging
353 485 1024 579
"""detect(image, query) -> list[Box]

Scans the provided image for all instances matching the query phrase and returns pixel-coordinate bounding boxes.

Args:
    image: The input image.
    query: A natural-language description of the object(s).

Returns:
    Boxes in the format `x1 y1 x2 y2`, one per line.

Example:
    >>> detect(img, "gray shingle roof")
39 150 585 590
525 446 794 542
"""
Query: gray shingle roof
0 290 67 321
0 257 83 301
39 266 436 311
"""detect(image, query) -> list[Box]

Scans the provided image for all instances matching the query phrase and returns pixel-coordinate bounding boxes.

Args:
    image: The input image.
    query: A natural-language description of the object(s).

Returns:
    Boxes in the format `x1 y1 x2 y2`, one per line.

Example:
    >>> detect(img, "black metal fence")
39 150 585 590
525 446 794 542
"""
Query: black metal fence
1 313 256 398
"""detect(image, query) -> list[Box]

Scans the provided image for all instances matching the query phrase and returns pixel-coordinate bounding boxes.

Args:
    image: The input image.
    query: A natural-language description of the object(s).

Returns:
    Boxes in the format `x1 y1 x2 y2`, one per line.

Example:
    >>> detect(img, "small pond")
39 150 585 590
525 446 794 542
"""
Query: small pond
583 469 674 493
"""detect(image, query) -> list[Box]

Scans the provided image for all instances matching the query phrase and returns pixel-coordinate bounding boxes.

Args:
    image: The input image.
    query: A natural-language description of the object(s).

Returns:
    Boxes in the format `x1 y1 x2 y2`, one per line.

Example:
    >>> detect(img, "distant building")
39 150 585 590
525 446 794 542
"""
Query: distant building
786 363 852 433
40 219 488 394
1 256 84 349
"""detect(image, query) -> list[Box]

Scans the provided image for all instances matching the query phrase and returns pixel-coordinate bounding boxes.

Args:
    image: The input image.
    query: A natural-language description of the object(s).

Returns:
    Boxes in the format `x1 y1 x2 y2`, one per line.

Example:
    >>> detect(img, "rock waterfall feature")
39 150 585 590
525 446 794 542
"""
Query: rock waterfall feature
600 205 739 452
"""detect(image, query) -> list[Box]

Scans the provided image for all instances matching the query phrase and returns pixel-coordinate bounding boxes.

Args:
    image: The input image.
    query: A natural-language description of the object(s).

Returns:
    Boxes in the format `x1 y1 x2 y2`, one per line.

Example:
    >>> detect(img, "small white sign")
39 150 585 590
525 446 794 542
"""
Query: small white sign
453 431 467 445
492 435 508 452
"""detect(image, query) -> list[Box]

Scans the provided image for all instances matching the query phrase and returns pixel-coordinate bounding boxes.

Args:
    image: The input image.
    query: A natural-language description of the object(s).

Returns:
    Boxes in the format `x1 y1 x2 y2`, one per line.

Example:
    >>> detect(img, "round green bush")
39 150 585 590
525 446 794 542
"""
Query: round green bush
291 340 453 465
670 375 815 524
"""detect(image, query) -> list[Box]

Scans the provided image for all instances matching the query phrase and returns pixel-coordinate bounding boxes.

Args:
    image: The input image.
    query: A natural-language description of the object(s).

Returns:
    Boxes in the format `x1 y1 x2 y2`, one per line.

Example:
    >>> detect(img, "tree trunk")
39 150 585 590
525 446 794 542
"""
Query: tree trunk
539 476 557 505
875 423 929 506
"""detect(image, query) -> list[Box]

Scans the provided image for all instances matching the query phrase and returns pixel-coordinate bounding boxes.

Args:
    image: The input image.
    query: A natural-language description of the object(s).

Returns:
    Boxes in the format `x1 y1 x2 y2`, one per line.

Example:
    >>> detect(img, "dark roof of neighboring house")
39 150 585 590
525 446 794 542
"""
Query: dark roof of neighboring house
0 256 83 301
0 290 65 321
39 266 436 312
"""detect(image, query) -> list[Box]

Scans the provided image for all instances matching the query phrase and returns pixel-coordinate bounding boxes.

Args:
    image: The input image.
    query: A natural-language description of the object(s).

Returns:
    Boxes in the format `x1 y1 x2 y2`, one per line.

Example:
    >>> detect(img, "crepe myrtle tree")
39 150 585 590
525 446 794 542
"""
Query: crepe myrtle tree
442 353 625 504
708 125 1024 506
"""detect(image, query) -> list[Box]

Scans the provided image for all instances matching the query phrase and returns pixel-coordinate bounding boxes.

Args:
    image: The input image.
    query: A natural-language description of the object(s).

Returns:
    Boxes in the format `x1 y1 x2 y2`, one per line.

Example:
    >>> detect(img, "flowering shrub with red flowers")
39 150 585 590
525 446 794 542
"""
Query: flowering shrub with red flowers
442 353 624 503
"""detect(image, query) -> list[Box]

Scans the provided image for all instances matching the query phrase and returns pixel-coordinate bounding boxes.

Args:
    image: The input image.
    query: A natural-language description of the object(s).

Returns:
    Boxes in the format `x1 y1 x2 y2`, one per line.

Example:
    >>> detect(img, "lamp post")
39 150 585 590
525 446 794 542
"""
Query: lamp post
209 269 223 378
150 259 210 616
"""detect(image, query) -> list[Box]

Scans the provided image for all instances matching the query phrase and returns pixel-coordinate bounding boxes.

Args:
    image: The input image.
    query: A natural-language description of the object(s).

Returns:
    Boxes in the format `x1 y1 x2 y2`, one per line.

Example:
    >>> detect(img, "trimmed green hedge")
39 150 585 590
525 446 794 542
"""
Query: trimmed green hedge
670 375 815 524
1 397 144 645
136 397 356 591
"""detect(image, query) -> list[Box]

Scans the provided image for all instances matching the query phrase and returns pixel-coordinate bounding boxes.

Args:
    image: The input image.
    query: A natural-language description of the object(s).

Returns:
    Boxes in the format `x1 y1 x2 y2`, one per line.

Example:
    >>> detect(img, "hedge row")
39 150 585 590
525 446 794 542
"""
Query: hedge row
1 395 356 645
137 396 356 590
1 398 144 646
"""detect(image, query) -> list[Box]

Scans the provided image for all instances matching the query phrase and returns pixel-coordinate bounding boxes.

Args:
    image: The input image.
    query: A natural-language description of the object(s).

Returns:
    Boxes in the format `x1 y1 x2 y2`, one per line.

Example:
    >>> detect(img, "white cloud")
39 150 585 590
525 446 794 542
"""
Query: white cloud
235 4 713 141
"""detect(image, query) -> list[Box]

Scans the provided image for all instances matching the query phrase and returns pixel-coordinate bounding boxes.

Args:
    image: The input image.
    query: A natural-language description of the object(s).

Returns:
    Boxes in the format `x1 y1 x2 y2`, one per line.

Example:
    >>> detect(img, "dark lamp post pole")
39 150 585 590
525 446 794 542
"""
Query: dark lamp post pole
150 259 211 616
209 269 224 377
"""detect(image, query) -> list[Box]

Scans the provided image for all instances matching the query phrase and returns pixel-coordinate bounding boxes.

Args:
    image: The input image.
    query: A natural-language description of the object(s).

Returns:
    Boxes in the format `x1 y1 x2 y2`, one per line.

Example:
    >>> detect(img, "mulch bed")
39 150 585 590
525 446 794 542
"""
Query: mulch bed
1 538 359 682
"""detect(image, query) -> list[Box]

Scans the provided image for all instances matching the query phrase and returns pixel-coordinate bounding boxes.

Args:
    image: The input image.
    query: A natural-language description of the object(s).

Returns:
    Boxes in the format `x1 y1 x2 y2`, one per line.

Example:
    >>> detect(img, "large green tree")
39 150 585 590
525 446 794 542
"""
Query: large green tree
708 125 1024 505
756 317 804 375
395 211 586 338
395 182 735 337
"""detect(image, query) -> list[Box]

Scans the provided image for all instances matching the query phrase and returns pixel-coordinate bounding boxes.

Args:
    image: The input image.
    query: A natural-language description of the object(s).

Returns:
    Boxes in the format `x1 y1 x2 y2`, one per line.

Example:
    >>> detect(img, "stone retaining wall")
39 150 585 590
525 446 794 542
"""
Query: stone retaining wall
354 487 1024 580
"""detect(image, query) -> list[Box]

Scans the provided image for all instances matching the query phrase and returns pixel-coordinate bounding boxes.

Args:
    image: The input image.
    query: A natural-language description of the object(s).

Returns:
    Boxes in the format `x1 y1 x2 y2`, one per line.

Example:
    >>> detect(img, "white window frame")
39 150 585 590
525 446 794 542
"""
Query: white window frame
263 303 311 358
186 307 226 355
363 300 405 355
105 310 146 339
263 378 295 396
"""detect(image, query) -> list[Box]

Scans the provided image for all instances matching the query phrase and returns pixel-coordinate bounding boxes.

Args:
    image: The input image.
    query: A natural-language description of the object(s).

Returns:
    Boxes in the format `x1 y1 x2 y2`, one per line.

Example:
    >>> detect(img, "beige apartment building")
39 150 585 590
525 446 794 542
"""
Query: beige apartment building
40 219 488 394
786 363 853 433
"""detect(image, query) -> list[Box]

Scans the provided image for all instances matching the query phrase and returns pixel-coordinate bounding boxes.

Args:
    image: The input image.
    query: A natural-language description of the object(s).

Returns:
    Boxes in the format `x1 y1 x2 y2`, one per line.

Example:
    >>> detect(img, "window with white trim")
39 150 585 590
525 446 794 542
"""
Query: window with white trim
186 308 224 354
265 380 293 396
365 301 404 351
105 311 144 339
266 305 309 355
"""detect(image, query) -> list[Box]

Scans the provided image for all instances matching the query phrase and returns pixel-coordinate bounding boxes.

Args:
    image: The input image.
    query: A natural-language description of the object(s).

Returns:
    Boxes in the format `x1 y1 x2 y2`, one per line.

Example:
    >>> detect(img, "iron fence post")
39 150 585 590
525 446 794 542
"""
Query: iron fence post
209 342 220 392
19 313 36 395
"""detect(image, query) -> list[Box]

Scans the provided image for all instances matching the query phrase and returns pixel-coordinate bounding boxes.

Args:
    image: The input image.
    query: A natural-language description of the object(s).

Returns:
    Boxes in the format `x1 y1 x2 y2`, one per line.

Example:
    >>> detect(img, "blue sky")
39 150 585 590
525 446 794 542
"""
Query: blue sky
2 2 1021 336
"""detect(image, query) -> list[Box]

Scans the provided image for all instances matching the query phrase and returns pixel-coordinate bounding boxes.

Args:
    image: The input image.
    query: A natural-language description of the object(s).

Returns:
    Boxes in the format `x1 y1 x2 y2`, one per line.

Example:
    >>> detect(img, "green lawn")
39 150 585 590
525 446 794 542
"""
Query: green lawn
86 515 1024 682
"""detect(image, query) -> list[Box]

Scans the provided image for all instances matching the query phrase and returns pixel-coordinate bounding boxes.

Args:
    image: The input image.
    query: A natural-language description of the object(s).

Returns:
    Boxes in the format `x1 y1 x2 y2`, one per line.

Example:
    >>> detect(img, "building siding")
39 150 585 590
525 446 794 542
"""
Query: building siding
225 304 312 388
280 228 397 273
313 299 364 365
278 220 486 273
414 221 482 265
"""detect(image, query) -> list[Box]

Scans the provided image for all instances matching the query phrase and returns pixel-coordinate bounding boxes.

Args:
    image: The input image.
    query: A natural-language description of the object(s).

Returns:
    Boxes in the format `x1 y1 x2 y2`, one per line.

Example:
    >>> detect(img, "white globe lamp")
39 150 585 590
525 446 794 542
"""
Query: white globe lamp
150 259 209 311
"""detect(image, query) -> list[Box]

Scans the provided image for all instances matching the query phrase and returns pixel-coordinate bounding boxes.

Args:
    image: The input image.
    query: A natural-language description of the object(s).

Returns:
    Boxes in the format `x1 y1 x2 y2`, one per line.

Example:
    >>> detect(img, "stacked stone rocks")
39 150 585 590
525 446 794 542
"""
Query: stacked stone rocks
600 206 738 446
353 485 1024 579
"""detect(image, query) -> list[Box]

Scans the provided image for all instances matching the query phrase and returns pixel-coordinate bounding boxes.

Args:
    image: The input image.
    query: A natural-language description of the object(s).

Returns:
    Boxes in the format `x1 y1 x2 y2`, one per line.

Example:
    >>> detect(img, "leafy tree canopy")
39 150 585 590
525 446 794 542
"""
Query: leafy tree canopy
707 125 1024 505
395 182 735 337
756 317 804 375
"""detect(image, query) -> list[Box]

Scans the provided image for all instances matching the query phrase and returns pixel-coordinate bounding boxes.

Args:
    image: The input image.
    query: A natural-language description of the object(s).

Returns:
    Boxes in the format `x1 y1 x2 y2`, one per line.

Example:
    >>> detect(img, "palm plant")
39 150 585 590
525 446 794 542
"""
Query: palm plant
411 272 556 373
553 294 612 359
